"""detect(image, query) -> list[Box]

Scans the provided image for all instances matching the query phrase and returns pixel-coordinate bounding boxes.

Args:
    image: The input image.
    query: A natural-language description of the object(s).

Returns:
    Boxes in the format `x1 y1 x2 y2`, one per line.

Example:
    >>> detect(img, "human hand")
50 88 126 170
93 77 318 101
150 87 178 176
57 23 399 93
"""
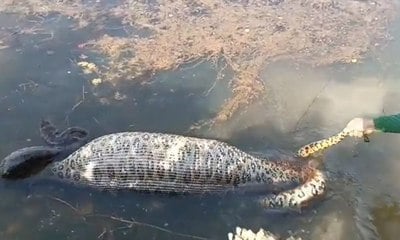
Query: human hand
343 117 376 138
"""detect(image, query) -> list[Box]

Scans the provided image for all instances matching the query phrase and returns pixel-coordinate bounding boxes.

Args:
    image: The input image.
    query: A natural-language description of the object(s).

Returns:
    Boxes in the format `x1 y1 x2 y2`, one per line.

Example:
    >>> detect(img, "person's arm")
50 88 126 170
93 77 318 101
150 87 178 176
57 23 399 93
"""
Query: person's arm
373 114 400 133
344 113 400 137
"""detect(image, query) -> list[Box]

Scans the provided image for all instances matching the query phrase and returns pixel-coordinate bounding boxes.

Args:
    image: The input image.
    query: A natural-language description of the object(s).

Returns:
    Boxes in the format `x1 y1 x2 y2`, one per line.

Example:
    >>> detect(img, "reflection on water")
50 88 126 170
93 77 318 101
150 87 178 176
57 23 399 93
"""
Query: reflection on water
0 7 400 240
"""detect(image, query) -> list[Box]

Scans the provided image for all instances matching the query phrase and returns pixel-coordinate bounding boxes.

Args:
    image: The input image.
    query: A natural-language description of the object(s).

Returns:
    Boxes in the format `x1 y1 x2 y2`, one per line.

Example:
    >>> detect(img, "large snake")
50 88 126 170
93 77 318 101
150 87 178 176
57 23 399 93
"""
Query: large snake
1 121 360 240
46 131 324 209
1 121 357 209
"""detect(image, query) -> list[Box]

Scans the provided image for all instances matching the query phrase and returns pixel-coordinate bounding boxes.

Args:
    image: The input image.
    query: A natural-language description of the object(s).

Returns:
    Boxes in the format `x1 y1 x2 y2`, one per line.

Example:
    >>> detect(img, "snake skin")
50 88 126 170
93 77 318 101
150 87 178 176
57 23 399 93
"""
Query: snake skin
296 131 349 158
48 132 326 209
40 119 89 146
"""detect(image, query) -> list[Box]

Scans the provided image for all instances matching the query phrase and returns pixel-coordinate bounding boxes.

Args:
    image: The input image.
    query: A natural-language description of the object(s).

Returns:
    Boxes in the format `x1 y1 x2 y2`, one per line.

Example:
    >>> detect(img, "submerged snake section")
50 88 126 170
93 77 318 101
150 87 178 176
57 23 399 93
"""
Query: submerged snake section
49 132 326 208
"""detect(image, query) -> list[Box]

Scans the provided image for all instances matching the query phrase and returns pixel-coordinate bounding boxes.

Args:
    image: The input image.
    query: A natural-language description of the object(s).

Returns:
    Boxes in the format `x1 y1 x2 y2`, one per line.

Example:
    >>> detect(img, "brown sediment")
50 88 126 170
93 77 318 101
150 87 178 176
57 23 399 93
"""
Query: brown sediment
0 0 397 124
214 64 265 123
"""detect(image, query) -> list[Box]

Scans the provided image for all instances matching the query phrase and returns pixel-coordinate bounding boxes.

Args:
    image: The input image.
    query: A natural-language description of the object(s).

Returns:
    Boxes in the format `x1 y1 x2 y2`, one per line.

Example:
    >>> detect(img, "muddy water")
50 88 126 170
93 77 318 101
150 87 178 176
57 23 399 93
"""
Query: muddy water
0 10 400 240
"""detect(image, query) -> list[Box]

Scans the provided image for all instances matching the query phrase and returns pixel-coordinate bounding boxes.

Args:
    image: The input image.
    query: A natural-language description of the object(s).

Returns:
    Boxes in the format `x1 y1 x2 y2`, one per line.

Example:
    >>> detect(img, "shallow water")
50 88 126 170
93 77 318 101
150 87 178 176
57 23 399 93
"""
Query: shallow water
1 5 400 240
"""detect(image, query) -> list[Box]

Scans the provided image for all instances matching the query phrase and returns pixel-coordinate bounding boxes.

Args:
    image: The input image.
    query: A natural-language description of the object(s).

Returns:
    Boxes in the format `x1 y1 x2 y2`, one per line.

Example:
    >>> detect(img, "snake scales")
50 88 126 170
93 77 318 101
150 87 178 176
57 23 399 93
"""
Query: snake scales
1 122 356 240
0 115 355 209
44 128 353 209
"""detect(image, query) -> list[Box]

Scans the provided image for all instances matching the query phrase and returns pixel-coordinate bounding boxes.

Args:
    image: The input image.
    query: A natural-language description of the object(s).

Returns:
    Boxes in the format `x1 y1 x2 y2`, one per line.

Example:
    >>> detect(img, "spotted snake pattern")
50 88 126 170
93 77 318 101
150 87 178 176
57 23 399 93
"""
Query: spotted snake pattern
44 130 352 209
296 130 351 158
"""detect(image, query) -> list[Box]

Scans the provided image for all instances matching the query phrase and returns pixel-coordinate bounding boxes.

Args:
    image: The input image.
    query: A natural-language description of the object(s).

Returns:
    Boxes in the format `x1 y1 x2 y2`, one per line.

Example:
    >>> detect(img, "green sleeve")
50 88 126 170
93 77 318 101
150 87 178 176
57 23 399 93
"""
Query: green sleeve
373 114 400 133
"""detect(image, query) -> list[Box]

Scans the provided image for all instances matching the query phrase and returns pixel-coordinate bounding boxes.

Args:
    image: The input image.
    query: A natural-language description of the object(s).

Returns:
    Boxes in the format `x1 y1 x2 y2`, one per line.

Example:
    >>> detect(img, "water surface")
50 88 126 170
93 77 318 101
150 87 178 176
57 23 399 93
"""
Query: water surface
1 7 400 240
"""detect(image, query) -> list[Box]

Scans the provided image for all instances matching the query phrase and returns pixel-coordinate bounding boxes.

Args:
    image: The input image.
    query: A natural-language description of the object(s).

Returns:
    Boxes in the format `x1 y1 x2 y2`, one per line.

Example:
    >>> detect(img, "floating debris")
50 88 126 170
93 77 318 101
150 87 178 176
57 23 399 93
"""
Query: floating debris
228 226 301 240
79 54 88 59
90 78 102 86
0 40 9 50
0 0 397 124
77 61 98 74
114 91 127 101
83 0 396 124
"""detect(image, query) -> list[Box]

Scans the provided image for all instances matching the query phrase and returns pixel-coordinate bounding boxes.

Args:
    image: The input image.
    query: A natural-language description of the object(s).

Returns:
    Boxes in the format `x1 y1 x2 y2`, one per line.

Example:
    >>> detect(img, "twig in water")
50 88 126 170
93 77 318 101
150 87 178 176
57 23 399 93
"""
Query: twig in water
204 61 227 96
18 80 38 92
204 79 217 97
71 100 83 112
48 196 86 221
82 84 86 101
97 225 131 239
93 117 101 126
48 196 79 212
65 83 86 124
97 228 107 239
44 195 207 240
89 214 209 240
